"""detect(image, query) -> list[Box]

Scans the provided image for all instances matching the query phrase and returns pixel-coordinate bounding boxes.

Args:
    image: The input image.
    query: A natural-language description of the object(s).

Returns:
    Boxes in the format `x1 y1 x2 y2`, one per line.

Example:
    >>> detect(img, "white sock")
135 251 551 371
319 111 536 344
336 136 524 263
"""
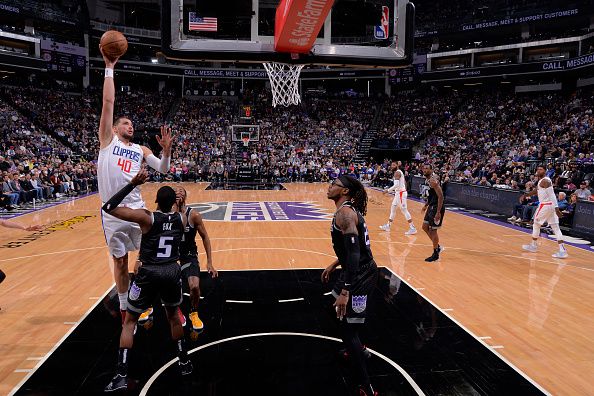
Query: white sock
118 292 128 311
559 243 566 251
531 240 537 247
410 223 416 229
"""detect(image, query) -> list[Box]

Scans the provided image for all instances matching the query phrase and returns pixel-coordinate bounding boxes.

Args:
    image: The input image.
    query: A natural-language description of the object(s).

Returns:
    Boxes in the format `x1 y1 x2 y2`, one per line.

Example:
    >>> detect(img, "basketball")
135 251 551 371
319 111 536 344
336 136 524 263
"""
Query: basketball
99 30 127 61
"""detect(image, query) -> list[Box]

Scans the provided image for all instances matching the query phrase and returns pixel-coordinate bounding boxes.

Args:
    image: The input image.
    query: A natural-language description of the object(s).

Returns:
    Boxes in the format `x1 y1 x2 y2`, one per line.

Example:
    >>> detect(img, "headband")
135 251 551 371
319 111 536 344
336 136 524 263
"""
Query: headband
338 175 355 190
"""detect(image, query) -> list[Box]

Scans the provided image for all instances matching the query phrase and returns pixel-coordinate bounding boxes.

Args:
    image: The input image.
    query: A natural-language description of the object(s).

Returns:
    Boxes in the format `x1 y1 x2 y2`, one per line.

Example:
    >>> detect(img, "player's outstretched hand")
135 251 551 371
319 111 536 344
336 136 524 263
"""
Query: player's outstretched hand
156 125 173 153
333 291 348 320
434 211 442 225
131 168 148 186
207 264 218 278
175 190 185 207
321 264 335 283
99 46 119 68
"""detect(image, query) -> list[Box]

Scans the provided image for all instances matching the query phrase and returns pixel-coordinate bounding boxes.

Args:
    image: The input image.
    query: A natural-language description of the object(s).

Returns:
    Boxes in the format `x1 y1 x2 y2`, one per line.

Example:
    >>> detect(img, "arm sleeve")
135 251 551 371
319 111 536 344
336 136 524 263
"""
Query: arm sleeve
388 179 402 192
101 183 135 213
342 233 360 291
145 154 171 174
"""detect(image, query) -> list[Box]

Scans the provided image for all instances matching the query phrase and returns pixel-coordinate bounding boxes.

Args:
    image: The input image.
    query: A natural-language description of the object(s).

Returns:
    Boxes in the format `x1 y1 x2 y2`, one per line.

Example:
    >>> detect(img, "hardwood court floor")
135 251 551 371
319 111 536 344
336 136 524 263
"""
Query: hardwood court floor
0 182 593 396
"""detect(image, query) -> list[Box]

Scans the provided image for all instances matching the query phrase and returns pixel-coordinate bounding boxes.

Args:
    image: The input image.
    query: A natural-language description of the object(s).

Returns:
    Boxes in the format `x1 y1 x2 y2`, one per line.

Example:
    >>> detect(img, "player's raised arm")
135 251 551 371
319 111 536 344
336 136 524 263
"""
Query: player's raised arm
141 125 173 173
98 47 119 149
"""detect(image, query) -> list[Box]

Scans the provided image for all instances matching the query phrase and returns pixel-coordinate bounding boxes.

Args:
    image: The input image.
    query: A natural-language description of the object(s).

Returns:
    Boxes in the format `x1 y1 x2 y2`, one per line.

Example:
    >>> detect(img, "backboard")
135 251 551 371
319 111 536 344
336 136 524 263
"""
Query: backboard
231 124 260 142
161 0 415 68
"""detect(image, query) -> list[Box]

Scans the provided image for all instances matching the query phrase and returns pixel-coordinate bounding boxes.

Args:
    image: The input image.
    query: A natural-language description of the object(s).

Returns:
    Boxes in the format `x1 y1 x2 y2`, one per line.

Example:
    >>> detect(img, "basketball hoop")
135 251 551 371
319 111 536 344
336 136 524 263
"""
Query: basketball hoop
242 136 250 147
263 62 304 107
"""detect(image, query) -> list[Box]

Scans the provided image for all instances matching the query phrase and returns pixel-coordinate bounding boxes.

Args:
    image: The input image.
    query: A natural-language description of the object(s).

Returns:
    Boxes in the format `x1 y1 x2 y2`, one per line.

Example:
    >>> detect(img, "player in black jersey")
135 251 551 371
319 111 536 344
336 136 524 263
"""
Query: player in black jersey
176 187 217 338
101 169 192 392
322 175 379 396
421 164 445 262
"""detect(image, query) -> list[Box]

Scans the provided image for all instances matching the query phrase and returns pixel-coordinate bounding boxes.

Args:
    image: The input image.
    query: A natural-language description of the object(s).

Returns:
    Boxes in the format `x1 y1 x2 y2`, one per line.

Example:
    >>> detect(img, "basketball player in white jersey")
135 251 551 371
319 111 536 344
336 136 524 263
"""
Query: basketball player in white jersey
98 47 173 319
521 165 568 259
379 161 416 235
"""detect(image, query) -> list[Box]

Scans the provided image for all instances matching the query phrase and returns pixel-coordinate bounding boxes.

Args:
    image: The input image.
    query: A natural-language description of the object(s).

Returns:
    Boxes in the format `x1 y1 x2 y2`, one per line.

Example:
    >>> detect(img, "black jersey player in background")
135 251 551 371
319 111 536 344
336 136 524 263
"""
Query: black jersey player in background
421 163 445 262
176 187 218 338
322 175 379 396
101 169 192 392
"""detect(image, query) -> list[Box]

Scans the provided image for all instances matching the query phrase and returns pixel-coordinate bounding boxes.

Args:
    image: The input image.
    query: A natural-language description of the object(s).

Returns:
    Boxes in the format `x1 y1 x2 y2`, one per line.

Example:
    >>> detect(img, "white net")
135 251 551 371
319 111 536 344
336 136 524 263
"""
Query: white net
263 62 304 107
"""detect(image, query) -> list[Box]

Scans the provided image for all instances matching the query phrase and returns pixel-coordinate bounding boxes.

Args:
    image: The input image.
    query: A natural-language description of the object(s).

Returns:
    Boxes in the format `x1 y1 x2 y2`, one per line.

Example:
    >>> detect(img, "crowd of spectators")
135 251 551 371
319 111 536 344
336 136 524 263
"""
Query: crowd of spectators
161 93 377 183
0 97 96 211
1 80 593 225
407 89 593 192
375 90 463 143
0 85 173 211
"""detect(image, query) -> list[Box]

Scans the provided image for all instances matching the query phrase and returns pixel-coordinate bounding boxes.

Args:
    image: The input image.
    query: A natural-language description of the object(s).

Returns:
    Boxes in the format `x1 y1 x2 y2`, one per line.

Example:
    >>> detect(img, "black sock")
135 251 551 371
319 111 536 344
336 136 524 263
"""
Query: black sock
117 348 129 376
0 269 5 284
177 339 188 362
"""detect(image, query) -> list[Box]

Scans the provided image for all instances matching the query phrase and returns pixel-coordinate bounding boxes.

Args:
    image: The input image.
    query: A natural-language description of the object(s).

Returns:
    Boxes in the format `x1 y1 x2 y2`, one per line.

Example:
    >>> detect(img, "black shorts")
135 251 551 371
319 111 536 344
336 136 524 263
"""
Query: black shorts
127 262 182 314
332 261 378 324
424 205 445 229
180 256 200 278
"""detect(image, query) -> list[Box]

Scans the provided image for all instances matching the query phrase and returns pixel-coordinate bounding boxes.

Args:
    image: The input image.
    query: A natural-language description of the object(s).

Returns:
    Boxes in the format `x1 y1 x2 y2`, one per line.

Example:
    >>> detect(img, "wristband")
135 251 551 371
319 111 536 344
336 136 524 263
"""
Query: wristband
105 68 114 78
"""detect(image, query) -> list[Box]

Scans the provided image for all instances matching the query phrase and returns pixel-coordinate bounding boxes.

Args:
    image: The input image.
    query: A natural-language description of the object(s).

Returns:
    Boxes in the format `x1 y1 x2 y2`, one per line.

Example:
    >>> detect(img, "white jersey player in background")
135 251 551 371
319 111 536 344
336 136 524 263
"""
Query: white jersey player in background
521 165 568 259
380 161 417 235
98 46 173 320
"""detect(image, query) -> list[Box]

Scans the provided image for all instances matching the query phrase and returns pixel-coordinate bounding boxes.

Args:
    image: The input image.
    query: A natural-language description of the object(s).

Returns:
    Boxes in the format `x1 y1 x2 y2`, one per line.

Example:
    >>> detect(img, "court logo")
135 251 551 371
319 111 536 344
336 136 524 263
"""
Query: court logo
351 295 368 313
0 215 95 249
188 201 332 221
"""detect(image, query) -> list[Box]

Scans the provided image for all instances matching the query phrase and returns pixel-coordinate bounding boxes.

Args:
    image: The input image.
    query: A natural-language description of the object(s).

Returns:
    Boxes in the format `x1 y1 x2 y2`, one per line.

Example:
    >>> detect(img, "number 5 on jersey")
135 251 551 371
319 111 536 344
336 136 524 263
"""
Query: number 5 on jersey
157 236 173 258
117 158 132 173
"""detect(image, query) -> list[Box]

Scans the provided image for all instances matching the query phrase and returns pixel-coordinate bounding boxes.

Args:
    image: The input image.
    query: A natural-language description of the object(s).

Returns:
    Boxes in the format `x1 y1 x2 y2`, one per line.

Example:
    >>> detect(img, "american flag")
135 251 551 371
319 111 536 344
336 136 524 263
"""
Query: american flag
188 12 217 32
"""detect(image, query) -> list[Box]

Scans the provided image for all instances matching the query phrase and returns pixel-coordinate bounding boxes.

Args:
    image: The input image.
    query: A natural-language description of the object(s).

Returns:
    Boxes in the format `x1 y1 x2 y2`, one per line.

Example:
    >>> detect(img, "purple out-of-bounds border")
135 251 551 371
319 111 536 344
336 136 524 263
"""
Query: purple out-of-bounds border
1 192 98 220
368 186 594 253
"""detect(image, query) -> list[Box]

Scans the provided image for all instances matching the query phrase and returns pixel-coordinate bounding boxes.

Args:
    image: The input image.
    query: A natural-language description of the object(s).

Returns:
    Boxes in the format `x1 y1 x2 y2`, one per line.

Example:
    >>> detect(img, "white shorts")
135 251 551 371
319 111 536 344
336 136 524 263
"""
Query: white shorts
391 191 408 208
100 202 145 258
534 202 558 226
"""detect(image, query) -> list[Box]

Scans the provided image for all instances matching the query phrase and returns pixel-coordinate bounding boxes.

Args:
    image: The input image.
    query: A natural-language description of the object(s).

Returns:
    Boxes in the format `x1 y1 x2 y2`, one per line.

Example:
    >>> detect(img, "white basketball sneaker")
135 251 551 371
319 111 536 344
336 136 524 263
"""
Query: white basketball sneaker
552 250 568 259
522 244 538 253
405 227 417 235
379 223 391 231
